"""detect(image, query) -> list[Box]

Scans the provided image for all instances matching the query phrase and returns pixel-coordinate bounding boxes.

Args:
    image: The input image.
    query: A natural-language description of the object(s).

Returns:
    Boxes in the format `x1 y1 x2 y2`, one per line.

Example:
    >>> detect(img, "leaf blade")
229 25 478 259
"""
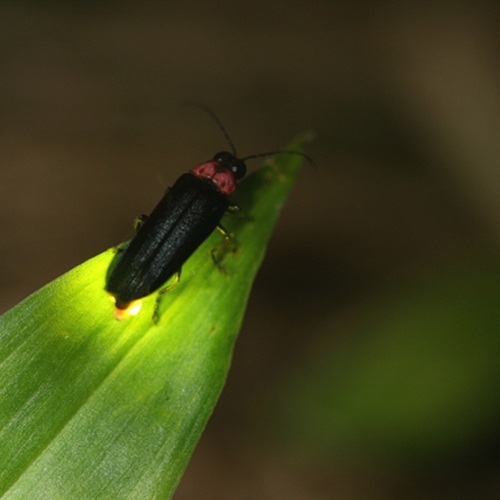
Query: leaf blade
0 138 308 498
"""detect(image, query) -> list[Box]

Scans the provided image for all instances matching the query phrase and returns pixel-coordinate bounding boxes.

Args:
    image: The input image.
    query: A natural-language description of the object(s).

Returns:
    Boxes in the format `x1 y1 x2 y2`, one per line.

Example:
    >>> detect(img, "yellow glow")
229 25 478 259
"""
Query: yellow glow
114 299 143 320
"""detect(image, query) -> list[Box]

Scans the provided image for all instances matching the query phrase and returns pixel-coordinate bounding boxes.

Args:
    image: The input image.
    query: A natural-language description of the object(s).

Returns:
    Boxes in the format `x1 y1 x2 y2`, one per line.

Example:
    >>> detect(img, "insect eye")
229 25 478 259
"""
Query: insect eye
213 151 234 164
229 159 246 180
212 151 246 180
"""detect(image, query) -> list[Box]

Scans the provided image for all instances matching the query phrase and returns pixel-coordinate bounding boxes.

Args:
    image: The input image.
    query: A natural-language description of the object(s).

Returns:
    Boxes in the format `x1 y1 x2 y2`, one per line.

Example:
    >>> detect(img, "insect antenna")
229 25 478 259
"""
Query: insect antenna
185 103 315 167
184 102 238 156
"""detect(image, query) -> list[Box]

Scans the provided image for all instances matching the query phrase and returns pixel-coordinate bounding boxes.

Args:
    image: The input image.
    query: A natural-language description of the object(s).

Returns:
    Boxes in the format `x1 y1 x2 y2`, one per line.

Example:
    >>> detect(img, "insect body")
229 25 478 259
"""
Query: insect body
105 151 246 319
106 106 312 321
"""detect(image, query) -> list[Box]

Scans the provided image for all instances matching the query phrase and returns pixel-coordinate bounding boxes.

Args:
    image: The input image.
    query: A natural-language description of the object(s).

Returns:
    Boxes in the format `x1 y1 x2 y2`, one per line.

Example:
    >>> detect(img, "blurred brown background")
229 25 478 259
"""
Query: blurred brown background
2 1 500 498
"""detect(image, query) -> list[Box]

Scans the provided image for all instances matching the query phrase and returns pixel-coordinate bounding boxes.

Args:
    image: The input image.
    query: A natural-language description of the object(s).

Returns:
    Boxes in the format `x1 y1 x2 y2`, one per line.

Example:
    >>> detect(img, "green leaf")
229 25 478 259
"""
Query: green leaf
0 137 309 498
274 260 500 462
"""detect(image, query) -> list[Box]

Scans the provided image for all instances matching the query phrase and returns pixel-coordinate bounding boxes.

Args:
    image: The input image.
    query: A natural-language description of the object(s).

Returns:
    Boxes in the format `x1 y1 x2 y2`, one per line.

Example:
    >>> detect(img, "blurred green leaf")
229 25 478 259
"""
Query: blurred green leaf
0 137 309 498
276 262 500 462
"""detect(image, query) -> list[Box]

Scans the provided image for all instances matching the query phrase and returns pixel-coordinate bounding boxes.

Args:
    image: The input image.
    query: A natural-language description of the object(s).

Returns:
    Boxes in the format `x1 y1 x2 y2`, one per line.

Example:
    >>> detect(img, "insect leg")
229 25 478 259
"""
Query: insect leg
227 203 240 214
211 223 235 271
152 270 182 324
134 214 148 231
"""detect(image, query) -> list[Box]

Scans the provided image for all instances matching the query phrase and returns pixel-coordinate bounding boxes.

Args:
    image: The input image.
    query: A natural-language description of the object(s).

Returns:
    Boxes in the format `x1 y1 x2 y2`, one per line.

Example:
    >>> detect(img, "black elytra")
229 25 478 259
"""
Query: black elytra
105 150 245 319
105 107 311 320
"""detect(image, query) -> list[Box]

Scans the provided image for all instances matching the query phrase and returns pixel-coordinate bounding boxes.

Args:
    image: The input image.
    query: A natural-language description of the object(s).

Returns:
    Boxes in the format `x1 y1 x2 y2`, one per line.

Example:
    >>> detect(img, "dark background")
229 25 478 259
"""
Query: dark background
1 1 500 498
